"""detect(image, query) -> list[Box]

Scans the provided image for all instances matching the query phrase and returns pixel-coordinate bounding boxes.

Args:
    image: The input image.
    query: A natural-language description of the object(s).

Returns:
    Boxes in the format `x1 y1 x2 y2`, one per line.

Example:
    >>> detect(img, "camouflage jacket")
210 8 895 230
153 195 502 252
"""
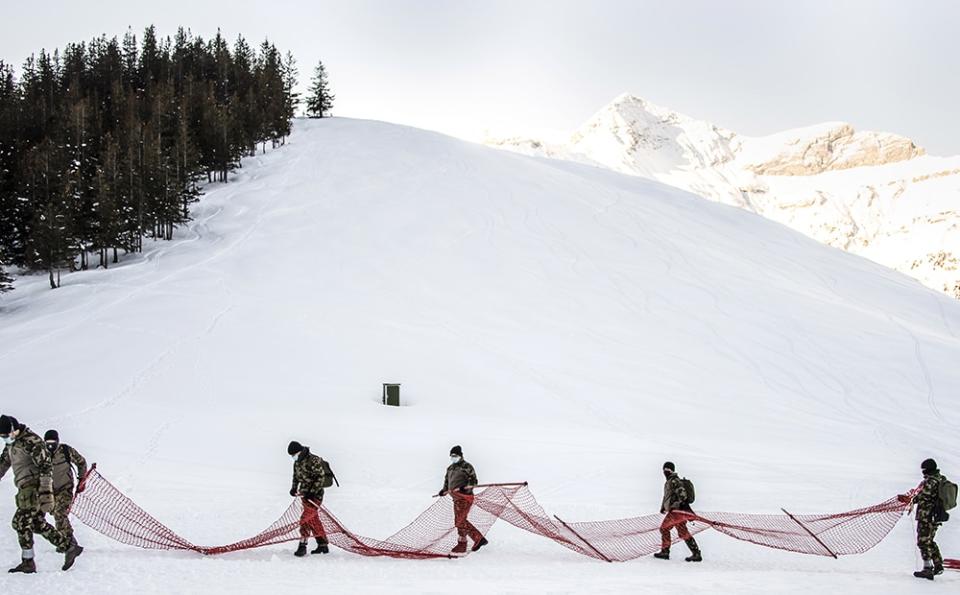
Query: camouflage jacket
0 425 53 490
291 447 326 498
661 472 691 513
50 443 88 493
913 472 945 521
442 459 478 495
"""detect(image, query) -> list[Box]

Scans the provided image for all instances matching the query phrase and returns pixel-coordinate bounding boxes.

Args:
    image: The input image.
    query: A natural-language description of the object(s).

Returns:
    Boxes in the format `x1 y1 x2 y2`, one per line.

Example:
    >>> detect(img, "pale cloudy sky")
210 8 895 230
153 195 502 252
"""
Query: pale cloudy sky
2 0 958 154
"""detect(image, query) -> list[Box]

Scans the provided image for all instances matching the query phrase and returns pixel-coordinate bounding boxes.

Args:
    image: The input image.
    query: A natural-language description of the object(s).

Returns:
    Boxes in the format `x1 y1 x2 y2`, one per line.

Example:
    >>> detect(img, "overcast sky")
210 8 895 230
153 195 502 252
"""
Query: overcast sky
2 0 958 154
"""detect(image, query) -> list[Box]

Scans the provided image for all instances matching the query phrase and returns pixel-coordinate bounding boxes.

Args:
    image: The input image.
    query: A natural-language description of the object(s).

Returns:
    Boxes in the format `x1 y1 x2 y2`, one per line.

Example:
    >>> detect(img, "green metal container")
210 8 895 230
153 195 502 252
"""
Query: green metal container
383 383 400 406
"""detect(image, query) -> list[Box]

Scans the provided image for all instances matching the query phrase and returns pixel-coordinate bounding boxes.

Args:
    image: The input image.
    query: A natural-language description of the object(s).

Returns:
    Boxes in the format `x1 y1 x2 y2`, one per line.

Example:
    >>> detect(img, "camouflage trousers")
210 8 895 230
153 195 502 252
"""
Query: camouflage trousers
12 487 69 552
917 519 942 564
53 489 76 544
660 511 700 554
299 495 328 545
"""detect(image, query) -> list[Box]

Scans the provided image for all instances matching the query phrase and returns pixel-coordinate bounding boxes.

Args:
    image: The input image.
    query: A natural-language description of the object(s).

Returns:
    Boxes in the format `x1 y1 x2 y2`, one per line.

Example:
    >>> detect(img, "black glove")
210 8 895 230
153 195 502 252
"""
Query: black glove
290 488 298 497
437 489 447 497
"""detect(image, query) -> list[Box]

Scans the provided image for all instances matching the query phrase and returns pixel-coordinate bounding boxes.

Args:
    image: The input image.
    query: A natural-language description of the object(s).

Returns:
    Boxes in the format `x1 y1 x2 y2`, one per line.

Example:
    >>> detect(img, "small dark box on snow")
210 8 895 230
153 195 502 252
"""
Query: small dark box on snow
382 383 400 406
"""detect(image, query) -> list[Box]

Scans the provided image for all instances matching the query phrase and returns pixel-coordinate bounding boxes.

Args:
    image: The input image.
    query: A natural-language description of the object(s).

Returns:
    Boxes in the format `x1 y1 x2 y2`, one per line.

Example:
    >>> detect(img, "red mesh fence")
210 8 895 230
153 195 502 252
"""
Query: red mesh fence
70 466 956 568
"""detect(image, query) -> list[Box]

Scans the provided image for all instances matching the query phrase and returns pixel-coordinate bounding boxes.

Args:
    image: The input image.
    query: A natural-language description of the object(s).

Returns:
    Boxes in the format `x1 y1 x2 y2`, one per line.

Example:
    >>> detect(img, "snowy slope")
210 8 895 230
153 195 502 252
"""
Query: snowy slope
488 94 960 299
1 118 959 593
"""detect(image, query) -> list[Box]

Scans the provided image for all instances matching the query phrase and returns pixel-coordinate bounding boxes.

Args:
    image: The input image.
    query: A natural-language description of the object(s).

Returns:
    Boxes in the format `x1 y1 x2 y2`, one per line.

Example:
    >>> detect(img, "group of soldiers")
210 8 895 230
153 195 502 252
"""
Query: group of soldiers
287 445 950 582
285 443 489 557
0 414 87 574
0 411 949 580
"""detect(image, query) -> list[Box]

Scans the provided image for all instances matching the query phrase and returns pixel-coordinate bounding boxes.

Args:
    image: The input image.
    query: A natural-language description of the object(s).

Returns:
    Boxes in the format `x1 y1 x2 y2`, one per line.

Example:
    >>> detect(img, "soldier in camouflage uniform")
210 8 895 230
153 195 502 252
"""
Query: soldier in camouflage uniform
0 415 83 573
437 445 488 554
44 429 88 549
900 458 947 580
654 461 702 562
288 440 329 557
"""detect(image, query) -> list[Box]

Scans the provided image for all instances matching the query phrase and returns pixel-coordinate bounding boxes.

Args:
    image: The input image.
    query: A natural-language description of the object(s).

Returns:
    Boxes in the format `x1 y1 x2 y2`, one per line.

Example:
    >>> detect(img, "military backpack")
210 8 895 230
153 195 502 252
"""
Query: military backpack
320 458 339 488
938 476 957 522
681 477 696 504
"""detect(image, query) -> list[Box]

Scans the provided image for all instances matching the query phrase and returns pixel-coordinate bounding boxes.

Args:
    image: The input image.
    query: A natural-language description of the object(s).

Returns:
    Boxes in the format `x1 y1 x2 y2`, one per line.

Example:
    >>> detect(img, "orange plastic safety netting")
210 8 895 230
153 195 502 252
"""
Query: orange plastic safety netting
69 466 956 566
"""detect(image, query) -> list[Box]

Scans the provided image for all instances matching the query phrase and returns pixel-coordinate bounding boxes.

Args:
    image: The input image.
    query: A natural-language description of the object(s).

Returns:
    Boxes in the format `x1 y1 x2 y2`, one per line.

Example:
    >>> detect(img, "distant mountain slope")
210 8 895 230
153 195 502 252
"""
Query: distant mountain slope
488 94 960 298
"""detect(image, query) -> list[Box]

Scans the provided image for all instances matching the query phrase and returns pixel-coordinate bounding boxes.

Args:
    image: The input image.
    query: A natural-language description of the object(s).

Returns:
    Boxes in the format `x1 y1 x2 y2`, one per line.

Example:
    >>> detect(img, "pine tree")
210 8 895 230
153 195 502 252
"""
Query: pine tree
283 51 300 123
305 60 334 118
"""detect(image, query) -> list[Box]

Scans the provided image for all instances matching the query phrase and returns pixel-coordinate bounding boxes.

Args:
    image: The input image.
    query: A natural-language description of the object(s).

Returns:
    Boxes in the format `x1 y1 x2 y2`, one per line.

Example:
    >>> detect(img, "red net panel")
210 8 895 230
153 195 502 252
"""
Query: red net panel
70 466 953 568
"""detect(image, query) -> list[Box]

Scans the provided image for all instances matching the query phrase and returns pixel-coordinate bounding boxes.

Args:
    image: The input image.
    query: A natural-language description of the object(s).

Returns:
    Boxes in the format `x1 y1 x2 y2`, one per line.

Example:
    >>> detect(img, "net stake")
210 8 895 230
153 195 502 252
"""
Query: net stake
781 508 838 559
554 515 612 563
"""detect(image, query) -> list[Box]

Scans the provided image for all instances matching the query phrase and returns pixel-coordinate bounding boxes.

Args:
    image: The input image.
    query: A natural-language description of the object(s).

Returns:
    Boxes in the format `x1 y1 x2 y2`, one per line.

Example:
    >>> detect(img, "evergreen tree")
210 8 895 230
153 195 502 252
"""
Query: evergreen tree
283 51 300 124
305 60 334 118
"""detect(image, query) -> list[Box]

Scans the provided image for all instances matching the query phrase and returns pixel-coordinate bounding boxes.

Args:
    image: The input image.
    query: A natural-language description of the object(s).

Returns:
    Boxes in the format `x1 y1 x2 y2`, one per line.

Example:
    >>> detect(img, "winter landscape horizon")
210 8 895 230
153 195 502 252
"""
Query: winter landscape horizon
1 2 958 593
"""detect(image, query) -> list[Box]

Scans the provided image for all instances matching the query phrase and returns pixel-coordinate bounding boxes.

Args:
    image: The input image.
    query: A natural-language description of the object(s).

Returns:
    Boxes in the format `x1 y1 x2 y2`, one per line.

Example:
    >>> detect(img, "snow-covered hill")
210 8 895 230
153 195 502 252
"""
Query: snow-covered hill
488 94 960 299
1 119 958 593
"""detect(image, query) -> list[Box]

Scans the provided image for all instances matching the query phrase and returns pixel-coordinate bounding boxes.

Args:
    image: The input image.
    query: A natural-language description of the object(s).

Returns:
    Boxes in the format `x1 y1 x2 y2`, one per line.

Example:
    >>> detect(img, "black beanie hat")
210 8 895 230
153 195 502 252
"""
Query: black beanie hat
287 441 303 456
44 430 60 442
663 461 676 472
921 458 938 475
450 445 463 457
0 415 18 435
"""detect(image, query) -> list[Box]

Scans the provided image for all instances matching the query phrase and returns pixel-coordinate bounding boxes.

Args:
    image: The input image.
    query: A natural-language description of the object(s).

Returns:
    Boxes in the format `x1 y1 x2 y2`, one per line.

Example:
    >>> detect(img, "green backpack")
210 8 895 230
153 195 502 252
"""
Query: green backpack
320 458 339 488
681 477 696 504
941 476 958 513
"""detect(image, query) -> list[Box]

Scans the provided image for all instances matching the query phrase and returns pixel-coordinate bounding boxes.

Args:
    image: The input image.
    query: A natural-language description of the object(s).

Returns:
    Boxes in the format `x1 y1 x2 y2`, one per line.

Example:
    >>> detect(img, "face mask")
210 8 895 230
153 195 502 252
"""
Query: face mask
2 436 14 445
450 456 461 464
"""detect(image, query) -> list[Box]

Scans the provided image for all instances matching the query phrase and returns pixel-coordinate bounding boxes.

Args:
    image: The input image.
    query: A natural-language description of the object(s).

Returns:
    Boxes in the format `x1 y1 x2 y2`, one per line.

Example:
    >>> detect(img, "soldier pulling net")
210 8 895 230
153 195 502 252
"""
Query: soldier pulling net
68 465 958 567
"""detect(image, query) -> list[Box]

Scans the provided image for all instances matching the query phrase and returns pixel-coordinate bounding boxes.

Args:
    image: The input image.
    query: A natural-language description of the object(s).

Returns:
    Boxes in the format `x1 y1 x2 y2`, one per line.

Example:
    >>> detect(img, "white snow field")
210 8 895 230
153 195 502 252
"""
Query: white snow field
1 118 958 593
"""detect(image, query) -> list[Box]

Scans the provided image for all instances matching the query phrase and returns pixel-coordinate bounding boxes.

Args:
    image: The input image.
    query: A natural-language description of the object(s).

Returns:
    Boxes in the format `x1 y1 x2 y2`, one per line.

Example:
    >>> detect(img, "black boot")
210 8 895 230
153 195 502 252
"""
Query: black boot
294 542 308 557
62 543 84 571
471 537 489 552
311 539 329 555
653 549 670 560
8 558 36 574
934 562 944 576
684 539 702 562
913 567 935 580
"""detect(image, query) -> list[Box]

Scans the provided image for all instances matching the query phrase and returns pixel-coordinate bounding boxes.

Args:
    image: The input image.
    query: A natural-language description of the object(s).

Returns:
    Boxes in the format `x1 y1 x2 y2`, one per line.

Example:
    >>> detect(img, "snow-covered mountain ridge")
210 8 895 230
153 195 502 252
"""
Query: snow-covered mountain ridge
487 94 960 298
